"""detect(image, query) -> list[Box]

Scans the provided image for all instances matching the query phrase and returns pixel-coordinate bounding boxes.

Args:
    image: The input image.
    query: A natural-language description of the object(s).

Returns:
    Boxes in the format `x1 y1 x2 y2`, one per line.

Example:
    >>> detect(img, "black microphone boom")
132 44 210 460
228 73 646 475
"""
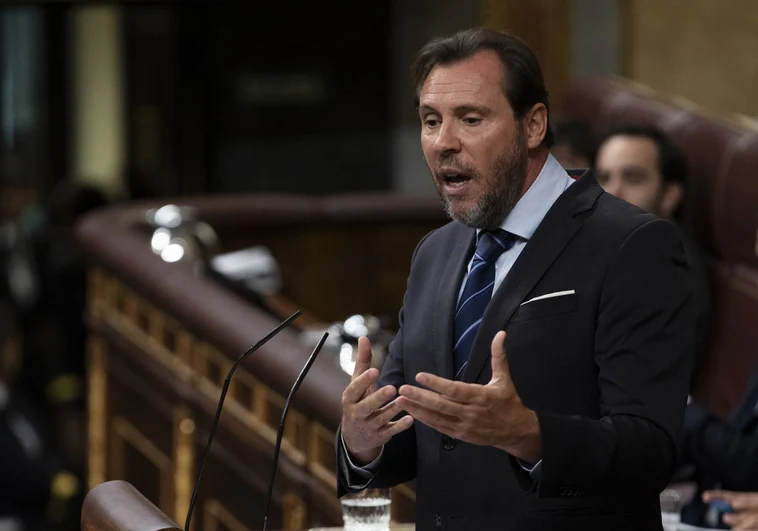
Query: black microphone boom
184 310 302 531
262 331 329 531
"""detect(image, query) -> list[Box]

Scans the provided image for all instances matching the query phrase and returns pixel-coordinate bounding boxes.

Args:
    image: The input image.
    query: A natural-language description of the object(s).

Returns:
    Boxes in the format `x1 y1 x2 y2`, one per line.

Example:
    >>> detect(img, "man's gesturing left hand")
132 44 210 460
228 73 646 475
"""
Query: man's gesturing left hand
396 331 542 464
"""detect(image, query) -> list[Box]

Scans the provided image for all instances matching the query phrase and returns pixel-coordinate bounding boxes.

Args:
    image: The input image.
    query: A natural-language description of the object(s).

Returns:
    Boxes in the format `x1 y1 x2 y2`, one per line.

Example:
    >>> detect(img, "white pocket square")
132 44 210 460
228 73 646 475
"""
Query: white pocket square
520 290 575 306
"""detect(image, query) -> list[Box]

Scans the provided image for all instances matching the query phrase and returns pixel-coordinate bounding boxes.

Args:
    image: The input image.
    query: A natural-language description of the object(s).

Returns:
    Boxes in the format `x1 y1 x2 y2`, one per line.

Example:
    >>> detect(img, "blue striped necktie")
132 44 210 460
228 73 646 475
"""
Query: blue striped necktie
453 229 518 378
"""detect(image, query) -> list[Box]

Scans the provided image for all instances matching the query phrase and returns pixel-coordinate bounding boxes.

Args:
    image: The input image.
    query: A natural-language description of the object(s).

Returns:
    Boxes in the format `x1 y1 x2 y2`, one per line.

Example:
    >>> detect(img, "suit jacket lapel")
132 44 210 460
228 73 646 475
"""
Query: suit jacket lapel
433 226 475 380
461 172 603 383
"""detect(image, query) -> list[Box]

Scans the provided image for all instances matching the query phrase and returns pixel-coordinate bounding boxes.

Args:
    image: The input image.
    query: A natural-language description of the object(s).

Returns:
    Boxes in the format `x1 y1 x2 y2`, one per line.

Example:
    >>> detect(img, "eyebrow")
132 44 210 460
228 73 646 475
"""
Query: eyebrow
620 165 651 176
418 103 490 116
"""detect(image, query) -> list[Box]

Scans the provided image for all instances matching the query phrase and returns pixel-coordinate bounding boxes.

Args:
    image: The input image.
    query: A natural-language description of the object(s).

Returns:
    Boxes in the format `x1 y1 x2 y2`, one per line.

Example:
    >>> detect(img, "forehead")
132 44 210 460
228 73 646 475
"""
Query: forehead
597 135 659 168
419 50 508 109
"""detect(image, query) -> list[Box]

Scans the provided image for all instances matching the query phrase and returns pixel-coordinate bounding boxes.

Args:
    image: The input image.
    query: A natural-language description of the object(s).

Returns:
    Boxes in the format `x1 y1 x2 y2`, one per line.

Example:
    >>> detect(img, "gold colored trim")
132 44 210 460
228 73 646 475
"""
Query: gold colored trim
308 421 338 492
147 304 165 345
284 408 306 451
111 416 172 508
253 381 269 422
123 290 140 327
204 499 250 531
86 270 364 519
395 483 416 504
173 406 196 525
282 491 307 531
87 335 108 489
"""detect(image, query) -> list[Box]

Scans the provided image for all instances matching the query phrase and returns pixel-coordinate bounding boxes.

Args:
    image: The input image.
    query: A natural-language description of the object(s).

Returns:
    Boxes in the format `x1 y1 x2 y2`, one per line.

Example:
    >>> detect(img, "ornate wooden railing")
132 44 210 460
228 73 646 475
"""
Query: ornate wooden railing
77 193 445 530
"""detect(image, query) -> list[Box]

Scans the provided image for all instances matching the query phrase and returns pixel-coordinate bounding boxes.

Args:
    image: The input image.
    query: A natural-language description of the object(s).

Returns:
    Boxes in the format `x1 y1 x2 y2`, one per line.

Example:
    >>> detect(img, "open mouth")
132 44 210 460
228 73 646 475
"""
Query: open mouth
439 170 472 190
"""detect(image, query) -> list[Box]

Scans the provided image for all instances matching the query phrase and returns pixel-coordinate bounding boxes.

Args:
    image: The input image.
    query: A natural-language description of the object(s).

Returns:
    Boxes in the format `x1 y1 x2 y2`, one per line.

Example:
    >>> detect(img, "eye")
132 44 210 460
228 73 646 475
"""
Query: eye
423 118 440 128
623 174 646 185
462 117 481 126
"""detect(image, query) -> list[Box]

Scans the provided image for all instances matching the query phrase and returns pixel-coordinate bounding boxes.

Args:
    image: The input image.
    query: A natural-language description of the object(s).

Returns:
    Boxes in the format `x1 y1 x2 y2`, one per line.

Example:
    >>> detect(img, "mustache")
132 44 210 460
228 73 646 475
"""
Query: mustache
434 156 477 176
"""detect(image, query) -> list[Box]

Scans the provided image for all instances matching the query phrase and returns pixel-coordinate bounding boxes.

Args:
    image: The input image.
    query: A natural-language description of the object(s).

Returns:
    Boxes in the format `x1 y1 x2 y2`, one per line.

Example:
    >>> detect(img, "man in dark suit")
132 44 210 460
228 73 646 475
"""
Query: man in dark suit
336 27 697 530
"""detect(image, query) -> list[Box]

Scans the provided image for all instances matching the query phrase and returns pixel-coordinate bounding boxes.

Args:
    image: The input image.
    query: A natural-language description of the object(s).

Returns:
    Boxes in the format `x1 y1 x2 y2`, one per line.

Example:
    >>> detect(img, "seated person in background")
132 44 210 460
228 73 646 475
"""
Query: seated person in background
593 125 710 369
550 117 597 170
675 364 758 528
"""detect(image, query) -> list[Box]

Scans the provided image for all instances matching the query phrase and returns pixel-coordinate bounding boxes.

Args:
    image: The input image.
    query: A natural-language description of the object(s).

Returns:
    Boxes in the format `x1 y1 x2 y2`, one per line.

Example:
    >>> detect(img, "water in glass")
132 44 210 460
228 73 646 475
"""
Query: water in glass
341 489 391 531
661 511 681 531
660 488 683 531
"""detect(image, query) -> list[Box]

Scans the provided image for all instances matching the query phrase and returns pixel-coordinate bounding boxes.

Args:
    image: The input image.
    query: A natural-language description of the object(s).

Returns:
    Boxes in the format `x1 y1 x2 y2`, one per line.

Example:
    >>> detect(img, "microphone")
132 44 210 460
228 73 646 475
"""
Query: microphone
262 331 329 531
184 310 302 531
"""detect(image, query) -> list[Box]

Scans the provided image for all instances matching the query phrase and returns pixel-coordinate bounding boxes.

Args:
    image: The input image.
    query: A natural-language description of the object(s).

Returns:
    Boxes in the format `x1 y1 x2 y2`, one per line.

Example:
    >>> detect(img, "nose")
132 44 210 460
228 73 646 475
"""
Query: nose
433 121 462 155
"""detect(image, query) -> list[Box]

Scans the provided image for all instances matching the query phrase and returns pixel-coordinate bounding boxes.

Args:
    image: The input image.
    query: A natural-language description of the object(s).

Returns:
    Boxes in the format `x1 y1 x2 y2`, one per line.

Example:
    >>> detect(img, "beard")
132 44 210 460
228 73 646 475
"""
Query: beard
435 129 527 230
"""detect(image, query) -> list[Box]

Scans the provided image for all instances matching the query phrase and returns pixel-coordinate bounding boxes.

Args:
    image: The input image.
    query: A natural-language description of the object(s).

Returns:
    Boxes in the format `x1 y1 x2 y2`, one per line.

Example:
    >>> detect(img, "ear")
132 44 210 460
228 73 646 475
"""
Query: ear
524 103 548 150
658 182 684 218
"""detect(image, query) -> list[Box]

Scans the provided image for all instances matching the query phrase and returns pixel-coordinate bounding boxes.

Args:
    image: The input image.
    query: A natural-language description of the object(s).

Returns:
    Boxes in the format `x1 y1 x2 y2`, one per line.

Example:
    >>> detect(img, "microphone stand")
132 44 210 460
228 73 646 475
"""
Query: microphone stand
262 332 329 531
184 310 301 531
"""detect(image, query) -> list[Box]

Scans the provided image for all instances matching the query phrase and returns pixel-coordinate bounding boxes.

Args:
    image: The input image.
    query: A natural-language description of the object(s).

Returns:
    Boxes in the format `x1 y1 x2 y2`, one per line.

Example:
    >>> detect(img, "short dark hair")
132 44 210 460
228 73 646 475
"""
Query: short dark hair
595 125 688 187
553 117 597 162
410 27 554 148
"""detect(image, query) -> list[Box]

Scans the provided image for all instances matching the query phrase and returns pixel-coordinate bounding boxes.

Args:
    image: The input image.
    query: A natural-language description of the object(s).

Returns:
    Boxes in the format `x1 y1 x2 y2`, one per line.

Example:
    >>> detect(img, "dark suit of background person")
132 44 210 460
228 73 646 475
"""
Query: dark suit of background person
337 162 697 529
678 366 758 528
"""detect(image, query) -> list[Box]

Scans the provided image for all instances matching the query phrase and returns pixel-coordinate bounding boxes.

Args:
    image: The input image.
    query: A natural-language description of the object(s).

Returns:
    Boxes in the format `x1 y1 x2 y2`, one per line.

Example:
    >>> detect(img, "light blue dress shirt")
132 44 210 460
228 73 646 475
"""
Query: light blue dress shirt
344 154 576 485
462 153 575 298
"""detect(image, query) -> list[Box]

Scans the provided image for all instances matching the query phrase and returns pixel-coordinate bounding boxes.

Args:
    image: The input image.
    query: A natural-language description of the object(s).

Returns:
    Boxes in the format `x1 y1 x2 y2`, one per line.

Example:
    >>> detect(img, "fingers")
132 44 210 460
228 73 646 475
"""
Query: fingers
351 336 374 381
367 394 405 427
489 331 511 383
704 490 758 511
733 494 758 511
703 490 724 502
354 385 398 418
414 373 478 403
395 394 458 435
703 490 733 504
342 367 379 405
381 415 414 439
724 511 758 530
398 384 466 417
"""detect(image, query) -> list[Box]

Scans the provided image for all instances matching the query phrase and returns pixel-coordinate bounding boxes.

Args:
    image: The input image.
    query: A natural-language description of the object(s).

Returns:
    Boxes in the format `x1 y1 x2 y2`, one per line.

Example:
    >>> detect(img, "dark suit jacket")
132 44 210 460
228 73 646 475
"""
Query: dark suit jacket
676 222 712 386
337 172 697 530
679 366 758 527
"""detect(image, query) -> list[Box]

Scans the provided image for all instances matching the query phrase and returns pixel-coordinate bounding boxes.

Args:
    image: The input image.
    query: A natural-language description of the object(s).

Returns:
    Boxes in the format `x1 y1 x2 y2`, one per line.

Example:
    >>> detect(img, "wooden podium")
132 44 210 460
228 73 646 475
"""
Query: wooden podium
81 481 416 531
76 193 442 530
82 481 181 531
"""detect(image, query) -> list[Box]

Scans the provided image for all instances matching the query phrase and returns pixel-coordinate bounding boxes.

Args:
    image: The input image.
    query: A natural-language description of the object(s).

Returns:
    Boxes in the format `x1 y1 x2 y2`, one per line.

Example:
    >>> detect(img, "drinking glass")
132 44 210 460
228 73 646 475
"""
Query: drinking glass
660 488 683 531
340 488 391 531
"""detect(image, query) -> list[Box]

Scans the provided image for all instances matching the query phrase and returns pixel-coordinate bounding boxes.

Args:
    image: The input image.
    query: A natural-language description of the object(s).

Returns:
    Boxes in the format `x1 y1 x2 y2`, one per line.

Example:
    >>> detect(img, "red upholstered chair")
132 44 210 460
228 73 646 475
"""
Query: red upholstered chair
560 76 758 417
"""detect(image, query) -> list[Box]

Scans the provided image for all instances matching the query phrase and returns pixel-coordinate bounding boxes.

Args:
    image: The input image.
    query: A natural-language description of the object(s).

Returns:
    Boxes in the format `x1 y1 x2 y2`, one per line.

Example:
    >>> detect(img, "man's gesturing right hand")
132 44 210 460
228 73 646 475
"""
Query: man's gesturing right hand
341 336 413 465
